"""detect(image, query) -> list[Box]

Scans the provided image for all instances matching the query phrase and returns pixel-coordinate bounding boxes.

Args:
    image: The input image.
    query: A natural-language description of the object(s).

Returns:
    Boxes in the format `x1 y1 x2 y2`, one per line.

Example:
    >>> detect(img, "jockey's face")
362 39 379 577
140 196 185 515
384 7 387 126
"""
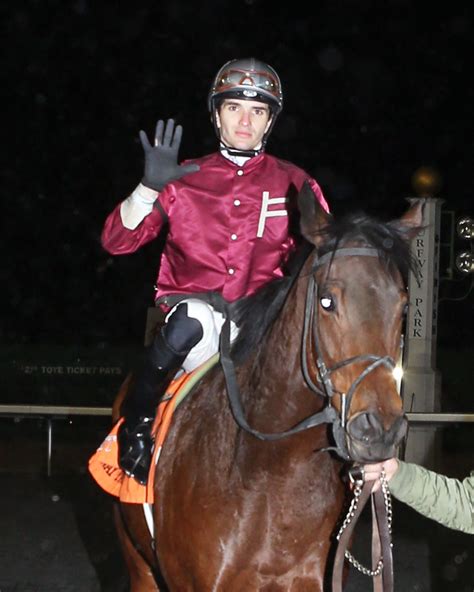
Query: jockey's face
216 99 272 151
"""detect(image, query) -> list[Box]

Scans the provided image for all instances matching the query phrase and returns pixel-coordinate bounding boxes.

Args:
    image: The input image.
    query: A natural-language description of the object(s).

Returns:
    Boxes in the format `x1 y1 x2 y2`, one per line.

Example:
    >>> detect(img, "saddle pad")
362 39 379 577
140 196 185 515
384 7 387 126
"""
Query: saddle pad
88 354 219 504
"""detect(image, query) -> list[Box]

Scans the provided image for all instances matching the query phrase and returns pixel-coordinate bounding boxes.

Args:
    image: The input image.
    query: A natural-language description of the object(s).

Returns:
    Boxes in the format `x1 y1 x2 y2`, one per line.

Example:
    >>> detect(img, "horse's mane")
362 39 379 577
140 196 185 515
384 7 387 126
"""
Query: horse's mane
231 210 420 363
230 241 312 363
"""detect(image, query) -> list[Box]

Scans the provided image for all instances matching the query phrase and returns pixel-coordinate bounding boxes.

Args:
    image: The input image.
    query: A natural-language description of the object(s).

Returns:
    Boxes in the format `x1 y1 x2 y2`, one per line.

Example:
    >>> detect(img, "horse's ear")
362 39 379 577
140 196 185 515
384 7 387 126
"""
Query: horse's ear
393 198 426 239
298 180 332 246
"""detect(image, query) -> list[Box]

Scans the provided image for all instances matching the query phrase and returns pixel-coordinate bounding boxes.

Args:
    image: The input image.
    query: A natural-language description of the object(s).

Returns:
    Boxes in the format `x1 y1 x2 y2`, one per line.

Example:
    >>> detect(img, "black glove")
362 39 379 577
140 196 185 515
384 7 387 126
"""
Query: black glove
139 119 200 191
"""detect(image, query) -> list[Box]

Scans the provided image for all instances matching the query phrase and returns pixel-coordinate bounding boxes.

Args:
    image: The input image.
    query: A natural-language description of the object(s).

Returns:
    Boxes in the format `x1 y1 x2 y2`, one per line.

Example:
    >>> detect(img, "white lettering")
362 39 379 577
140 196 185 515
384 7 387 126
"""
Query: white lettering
41 366 64 375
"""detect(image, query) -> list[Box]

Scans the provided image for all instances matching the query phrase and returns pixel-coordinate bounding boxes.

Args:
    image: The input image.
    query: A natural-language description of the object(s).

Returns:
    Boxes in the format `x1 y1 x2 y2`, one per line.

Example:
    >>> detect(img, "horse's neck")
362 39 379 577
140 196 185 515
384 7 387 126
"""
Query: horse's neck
229 276 335 481
240 275 323 424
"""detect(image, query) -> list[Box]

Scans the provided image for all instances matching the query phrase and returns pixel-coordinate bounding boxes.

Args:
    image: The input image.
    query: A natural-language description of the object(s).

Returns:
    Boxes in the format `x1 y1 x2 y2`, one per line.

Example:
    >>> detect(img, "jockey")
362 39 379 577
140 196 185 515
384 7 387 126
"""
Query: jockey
101 57 330 484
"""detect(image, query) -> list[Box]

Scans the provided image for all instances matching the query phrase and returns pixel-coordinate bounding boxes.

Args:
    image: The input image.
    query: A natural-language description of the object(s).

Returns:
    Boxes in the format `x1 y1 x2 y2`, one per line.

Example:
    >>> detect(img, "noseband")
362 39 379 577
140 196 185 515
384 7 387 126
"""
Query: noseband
219 245 399 460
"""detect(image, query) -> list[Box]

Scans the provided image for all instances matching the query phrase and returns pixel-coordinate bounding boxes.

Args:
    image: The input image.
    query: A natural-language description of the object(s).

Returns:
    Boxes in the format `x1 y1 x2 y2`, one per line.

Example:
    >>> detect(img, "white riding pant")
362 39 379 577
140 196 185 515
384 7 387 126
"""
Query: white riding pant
165 298 239 373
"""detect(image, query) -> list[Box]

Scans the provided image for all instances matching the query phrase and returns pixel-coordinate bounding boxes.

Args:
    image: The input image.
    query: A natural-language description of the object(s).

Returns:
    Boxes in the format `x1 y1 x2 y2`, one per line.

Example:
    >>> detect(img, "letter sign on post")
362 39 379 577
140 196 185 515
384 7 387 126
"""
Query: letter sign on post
402 197 443 468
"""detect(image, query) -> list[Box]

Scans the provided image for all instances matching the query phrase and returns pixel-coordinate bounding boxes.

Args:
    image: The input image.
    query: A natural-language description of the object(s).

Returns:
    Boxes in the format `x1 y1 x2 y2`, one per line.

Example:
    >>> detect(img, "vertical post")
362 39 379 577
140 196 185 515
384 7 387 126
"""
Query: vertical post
47 418 53 477
401 197 443 468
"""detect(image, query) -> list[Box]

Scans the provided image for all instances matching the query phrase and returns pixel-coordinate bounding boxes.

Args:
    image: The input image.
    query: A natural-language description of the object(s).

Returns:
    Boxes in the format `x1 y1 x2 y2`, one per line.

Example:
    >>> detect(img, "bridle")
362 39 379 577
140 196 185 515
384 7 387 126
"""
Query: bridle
301 246 398 460
219 245 399 458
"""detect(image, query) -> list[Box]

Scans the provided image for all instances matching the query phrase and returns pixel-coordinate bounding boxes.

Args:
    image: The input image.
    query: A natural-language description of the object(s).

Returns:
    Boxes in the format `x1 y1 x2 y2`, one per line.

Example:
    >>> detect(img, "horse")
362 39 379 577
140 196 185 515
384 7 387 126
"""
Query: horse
111 185 423 591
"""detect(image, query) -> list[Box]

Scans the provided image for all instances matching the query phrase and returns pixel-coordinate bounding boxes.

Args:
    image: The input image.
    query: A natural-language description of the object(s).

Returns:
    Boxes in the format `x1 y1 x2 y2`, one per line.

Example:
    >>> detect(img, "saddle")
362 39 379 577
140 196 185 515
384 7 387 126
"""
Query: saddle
88 354 219 504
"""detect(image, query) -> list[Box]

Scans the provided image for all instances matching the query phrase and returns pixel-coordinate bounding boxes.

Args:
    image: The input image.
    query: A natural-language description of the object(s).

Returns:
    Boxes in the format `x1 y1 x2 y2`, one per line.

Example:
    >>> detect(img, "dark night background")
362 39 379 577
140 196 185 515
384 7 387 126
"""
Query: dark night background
0 4 472 590
2 1 473 406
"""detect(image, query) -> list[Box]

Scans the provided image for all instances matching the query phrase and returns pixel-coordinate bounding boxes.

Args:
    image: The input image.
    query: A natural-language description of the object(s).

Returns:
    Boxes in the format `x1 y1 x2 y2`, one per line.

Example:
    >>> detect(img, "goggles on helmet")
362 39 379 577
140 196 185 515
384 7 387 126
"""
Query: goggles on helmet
213 68 281 105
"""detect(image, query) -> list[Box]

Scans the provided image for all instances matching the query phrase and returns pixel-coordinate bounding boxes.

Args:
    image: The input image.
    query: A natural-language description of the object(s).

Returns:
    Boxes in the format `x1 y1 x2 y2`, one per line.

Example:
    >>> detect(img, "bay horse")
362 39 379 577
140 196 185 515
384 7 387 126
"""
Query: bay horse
112 186 423 591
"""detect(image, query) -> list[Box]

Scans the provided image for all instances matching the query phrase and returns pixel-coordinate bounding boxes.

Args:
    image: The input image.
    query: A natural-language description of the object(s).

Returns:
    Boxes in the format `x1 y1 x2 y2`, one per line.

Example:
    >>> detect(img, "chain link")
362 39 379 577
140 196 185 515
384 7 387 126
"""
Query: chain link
336 469 392 577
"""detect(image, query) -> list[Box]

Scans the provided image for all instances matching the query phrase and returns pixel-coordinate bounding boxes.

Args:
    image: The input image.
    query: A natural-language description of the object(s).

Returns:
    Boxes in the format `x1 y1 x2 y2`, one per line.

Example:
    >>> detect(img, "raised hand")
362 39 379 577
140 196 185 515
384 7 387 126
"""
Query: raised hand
139 119 200 191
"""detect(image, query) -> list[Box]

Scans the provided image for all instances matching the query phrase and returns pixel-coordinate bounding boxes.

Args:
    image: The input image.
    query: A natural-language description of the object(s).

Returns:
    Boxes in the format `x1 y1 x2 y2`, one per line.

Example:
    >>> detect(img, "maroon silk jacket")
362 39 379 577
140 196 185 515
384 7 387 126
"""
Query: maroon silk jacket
101 151 329 304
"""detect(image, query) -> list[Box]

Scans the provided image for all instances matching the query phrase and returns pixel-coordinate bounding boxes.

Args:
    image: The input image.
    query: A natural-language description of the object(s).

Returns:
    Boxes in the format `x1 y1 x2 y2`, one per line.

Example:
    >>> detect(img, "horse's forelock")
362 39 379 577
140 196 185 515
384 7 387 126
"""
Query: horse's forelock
320 212 418 283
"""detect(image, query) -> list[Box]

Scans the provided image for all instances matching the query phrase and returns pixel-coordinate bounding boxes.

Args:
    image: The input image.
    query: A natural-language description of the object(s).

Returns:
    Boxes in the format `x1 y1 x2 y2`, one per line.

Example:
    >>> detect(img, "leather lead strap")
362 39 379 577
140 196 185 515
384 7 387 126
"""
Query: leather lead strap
332 482 372 592
372 494 383 592
332 481 394 592
374 485 394 592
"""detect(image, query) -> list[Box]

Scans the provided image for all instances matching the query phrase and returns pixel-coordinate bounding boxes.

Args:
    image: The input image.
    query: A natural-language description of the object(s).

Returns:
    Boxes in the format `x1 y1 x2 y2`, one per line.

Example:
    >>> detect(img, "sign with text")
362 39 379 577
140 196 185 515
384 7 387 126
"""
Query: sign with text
405 197 442 369
408 231 431 340
1 345 140 407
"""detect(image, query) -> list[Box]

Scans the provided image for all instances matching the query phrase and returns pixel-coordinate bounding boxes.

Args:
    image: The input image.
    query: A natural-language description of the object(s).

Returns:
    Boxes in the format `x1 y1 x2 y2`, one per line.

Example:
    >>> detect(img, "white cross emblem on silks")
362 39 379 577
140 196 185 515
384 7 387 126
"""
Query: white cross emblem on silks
256 191 288 238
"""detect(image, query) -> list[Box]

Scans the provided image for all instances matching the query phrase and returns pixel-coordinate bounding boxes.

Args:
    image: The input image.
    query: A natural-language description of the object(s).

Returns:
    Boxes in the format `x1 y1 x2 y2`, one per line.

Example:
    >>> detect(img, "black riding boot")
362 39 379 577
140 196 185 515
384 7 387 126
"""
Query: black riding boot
118 304 203 485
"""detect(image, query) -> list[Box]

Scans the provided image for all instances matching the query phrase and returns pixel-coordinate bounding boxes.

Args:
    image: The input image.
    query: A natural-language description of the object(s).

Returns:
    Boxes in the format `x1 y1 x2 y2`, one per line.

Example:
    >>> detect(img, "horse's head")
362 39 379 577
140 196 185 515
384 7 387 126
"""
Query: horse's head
298 182 424 463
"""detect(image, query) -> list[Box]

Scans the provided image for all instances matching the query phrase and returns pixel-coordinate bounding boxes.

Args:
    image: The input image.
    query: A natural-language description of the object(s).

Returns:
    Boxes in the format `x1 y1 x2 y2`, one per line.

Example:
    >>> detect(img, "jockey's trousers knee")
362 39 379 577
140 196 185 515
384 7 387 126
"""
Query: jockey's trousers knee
154 302 204 368
122 303 203 419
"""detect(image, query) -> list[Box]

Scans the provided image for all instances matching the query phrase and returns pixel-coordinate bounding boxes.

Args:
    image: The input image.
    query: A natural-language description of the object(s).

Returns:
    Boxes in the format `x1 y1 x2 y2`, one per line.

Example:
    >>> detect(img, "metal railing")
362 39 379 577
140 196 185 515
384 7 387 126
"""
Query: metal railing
0 404 113 476
1 405 473 477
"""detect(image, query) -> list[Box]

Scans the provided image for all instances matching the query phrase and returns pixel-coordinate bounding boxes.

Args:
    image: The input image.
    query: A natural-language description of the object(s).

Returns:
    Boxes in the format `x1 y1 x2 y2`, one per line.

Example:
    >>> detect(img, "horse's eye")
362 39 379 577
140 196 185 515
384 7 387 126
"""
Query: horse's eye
320 295 335 311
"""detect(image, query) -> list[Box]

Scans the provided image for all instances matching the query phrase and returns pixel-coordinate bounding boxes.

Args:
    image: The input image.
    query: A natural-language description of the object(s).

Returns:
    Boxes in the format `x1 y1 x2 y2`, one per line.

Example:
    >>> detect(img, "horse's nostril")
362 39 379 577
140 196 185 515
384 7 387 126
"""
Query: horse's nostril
348 413 383 440
348 413 408 451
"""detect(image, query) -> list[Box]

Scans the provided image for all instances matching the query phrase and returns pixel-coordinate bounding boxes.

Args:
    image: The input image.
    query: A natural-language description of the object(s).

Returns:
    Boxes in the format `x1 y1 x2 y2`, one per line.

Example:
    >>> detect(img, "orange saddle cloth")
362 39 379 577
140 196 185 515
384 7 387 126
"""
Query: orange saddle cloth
88 355 218 504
